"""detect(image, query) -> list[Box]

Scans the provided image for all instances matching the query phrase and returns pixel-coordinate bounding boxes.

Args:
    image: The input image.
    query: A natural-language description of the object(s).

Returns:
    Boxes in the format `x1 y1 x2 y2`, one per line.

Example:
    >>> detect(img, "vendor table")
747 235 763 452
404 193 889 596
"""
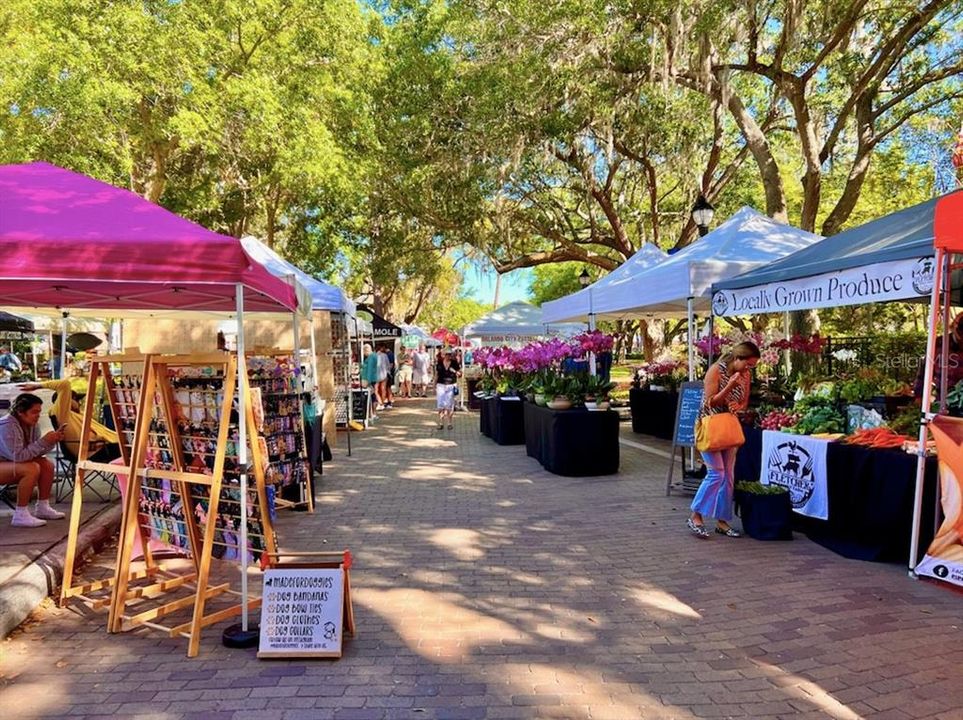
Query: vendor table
479 395 525 446
736 426 938 562
523 402 619 477
629 388 677 440
467 378 483 410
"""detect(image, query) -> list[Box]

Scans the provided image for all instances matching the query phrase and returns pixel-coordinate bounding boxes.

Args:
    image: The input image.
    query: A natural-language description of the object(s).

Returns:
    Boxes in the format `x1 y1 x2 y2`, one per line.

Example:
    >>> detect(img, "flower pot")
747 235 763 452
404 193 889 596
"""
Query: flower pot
649 384 667 392
547 397 572 411
584 400 598 410
534 393 547 407
596 401 610 411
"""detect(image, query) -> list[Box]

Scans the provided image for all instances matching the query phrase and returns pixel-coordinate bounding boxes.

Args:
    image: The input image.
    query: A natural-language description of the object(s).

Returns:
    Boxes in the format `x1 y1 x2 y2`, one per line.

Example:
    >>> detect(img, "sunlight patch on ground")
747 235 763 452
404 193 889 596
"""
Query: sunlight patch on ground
355 587 528 662
752 660 861 719
0 681 66 717
629 585 703 620
496 499 517 507
429 528 486 561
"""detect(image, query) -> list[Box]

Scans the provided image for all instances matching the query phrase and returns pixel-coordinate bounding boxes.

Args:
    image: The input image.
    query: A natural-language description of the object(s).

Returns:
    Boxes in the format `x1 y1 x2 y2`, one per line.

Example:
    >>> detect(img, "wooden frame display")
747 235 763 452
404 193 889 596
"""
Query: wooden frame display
60 353 159 609
108 352 277 657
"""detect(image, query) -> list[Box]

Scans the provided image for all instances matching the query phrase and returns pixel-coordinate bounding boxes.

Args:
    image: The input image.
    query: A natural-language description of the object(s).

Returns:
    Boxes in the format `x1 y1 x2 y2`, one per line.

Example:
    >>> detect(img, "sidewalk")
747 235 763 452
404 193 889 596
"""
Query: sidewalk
1 397 962 719
0 482 122 638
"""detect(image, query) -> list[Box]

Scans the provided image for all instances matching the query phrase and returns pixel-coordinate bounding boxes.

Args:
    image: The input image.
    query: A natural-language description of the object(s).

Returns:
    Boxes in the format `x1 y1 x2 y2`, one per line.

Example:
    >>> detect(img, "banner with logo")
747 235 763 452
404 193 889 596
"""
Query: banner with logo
712 256 935 317
914 416 963 588
761 431 830 520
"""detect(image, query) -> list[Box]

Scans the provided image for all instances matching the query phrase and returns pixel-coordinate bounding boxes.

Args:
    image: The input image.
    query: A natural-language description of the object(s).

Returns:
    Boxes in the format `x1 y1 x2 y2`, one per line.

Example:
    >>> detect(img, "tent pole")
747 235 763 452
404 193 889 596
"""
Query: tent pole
308 312 320 401
235 284 250 629
686 298 696 382
783 311 791 377
909 249 943 577
588 288 597 377
291 311 304 506
59 311 69 379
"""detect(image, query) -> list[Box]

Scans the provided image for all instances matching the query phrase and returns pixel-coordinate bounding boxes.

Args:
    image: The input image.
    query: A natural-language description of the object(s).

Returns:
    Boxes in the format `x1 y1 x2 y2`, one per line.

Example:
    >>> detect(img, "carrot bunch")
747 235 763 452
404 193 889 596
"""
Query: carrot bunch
843 427 910 449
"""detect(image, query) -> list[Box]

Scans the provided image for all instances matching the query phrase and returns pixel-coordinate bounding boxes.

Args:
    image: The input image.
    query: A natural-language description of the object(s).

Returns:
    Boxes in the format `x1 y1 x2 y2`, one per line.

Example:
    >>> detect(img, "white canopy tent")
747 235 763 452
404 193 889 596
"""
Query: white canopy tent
399 324 442 347
464 301 586 345
540 243 668 323
586 207 822 379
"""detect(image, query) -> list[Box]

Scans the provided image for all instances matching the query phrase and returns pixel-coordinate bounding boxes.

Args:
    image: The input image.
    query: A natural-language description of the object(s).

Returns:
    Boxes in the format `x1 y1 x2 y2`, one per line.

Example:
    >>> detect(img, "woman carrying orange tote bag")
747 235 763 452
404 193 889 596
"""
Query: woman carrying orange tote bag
686 342 760 538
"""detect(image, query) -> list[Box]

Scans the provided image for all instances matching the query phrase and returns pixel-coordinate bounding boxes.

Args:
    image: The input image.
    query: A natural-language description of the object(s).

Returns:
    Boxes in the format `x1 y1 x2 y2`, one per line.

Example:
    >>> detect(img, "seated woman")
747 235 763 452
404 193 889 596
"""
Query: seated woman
19 379 121 462
0 393 66 527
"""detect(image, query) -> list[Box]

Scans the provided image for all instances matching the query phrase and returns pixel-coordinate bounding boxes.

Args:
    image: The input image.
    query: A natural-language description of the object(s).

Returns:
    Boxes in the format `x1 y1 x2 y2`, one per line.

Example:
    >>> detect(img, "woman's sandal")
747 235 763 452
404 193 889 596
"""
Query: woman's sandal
715 526 742 537
686 518 710 538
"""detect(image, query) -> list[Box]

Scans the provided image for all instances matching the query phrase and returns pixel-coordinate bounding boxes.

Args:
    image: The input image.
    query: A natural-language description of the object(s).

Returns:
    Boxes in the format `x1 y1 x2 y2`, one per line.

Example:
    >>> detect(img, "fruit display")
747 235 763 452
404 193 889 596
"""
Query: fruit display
759 409 801 431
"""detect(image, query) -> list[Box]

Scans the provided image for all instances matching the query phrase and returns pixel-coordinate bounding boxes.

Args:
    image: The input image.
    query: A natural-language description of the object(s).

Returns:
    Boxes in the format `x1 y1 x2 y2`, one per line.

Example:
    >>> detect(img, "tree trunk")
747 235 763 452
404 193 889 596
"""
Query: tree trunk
726 92 788 222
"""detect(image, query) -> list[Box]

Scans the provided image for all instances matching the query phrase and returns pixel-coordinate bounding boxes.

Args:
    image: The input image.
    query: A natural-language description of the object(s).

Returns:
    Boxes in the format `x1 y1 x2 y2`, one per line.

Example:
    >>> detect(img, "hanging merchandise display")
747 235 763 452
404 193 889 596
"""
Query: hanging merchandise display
247 354 314 511
109 352 278 657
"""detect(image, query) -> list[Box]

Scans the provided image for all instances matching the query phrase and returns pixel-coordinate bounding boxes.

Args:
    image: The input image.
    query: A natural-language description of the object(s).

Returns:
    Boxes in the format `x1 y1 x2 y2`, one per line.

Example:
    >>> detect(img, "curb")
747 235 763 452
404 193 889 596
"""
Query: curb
0 504 122 638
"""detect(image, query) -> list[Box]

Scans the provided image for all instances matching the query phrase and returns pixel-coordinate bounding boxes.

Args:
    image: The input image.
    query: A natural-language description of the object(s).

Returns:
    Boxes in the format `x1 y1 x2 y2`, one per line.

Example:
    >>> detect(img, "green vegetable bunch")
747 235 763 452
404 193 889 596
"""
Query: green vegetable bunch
787 395 845 434
735 481 789 496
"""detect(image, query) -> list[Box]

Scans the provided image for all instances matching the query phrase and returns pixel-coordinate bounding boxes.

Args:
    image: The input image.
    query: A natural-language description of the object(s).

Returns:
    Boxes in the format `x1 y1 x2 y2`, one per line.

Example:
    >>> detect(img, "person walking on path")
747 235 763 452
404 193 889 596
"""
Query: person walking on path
397 348 414 398
411 344 429 397
361 344 381 418
0 393 67 527
687 341 760 539
435 350 461 430
376 346 393 409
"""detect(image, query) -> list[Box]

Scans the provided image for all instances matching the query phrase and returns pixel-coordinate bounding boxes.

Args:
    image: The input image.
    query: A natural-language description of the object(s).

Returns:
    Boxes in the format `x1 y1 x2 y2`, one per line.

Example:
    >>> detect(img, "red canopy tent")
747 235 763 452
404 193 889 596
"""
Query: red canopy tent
0 161 305 635
0 162 299 313
431 328 459 346
912 189 963 586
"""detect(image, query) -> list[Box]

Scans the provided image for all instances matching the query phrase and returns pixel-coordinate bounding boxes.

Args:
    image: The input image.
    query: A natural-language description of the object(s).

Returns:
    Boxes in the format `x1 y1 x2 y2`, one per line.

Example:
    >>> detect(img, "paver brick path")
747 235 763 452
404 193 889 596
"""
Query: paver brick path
1 399 962 719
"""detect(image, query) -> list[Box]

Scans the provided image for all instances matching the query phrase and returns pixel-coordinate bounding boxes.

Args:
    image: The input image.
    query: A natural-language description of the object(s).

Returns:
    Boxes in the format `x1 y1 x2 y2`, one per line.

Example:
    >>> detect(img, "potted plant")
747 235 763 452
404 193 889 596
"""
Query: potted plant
583 375 616 410
733 481 793 541
546 375 573 411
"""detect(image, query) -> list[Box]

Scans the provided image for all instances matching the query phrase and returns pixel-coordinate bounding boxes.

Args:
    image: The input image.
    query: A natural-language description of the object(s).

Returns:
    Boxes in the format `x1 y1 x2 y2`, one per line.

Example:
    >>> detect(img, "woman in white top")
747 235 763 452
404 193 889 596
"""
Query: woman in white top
411 346 430 397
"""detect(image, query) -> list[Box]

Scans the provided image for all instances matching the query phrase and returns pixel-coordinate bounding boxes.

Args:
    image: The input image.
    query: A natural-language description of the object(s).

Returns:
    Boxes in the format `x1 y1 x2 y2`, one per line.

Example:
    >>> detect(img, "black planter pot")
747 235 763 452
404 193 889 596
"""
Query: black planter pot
734 489 793 541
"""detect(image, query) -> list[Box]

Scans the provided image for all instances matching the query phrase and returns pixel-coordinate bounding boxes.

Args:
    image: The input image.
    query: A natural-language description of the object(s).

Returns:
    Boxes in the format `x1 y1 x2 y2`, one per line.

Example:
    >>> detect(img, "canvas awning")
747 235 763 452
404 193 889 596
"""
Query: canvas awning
588 207 822 318
240 236 354 317
0 162 307 315
711 193 963 316
464 301 585 342
540 243 668 323
356 307 402 339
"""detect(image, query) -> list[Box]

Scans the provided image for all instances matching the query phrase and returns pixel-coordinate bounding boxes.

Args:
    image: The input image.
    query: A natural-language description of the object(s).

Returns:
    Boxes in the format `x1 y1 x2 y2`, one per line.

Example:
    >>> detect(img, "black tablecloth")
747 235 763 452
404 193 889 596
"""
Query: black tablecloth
736 426 938 563
467 379 483 410
523 402 619 476
479 396 525 445
629 388 678 439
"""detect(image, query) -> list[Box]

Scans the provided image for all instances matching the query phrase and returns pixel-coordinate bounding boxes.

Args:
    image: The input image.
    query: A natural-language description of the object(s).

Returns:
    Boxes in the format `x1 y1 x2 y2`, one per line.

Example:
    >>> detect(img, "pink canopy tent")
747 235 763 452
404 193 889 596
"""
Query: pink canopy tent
0 162 299 313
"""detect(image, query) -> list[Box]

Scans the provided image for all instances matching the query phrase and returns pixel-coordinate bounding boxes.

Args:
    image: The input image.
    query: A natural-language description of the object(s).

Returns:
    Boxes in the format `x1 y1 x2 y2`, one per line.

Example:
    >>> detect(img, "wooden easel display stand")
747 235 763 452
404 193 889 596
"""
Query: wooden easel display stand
60 354 156 609
108 352 277 657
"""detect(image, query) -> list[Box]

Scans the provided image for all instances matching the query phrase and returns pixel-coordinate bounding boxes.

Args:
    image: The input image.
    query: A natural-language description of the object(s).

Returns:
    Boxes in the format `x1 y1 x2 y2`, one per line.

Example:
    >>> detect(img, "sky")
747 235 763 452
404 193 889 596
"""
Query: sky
461 267 533 307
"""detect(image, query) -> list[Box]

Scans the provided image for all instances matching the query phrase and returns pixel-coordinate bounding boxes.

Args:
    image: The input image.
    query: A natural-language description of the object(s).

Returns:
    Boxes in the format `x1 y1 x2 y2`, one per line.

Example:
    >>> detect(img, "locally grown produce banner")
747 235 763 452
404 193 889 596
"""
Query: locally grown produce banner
712 256 935 316
761 431 830 520
915 416 963 588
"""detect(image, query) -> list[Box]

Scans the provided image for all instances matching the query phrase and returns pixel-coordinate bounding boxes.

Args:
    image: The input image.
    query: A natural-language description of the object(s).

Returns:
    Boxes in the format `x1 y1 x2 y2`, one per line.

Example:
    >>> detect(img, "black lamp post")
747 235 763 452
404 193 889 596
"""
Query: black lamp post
691 194 715 237
578 268 591 287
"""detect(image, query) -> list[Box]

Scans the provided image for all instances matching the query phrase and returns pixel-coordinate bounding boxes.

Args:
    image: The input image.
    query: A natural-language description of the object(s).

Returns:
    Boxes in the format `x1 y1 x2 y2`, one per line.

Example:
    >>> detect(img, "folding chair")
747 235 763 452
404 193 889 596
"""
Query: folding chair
52 414 118 503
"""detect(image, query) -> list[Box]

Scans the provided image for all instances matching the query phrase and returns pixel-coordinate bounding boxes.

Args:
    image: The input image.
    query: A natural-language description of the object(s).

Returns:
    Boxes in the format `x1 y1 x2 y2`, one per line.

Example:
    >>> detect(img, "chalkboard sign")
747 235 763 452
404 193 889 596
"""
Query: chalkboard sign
351 388 369 422
258 568 345 658
672 381 704 447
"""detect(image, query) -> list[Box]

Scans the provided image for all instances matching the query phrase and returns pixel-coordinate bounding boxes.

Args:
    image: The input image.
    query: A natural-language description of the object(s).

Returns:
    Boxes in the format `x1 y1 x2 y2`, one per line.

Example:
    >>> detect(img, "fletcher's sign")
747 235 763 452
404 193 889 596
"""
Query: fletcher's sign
712 257 935 316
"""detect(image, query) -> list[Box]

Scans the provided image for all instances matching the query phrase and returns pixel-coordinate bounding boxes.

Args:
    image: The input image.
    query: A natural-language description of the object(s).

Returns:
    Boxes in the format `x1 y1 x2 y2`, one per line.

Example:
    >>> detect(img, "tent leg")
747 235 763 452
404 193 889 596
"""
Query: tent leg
236 285 251 631
60 311 69 379
783 311 791 377
909 249 943 576
686 298 696 471
588 288 597 377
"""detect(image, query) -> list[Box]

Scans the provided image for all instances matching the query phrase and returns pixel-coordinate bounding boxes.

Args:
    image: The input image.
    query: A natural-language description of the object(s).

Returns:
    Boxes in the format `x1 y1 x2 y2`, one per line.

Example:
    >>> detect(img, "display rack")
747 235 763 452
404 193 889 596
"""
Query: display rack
108 352 277 657
331 312 353 454
248 353 314 512
60 354 164 609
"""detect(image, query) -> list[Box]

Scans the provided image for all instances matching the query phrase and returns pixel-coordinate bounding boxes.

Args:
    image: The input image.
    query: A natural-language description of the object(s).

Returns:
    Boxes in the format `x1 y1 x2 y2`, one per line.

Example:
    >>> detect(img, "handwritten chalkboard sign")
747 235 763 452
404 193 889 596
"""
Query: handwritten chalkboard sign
351 389 369 422
672 382 704 447
258 568 346 658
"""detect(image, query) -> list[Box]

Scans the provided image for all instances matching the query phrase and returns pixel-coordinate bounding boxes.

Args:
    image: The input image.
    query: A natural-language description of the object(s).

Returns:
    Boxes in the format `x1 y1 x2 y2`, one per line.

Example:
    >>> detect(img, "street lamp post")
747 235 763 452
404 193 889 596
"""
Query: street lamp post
578 269 597 376
691 194 715 237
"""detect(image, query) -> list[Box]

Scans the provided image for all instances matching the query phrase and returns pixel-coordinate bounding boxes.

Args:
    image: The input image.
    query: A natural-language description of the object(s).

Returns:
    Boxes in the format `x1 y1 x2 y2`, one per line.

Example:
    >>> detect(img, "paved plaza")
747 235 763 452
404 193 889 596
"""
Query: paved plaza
1 399 962 719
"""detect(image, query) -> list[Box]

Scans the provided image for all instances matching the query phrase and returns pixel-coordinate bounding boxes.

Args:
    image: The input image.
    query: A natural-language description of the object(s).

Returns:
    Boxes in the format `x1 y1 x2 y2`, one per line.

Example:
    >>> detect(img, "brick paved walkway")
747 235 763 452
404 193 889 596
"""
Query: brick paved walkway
1 399 962 719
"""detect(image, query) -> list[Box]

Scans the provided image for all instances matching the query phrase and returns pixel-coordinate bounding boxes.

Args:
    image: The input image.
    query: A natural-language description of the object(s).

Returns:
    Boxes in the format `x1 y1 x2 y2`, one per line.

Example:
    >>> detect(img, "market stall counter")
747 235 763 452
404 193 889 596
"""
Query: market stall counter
736 425 938 563
479 395 525 446
523 402 619 476
629 387 677 439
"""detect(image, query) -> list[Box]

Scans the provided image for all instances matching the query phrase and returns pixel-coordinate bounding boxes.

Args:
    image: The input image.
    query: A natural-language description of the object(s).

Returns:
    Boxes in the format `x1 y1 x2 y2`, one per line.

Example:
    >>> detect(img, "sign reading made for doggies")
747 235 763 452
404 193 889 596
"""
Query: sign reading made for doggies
258 568 345 658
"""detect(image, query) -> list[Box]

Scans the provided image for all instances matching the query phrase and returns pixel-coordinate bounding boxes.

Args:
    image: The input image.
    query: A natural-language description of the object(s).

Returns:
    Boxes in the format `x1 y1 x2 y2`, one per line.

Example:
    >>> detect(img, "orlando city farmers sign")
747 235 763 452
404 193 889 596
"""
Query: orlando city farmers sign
712 257 935 316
